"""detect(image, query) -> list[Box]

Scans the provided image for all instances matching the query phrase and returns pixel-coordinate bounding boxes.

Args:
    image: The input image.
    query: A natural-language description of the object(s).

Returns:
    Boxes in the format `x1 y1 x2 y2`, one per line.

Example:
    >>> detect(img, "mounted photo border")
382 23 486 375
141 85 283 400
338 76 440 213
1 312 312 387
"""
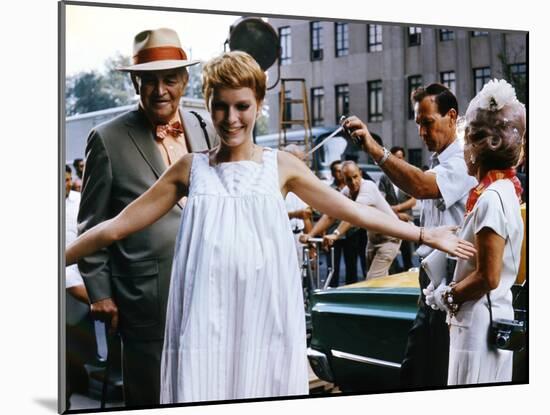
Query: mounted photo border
59 1 529 414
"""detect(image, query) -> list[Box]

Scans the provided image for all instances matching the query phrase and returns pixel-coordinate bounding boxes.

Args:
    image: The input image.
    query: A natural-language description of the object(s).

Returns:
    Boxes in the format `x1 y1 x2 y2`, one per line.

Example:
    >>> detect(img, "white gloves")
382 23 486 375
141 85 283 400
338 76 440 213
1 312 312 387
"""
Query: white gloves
423 282 449 312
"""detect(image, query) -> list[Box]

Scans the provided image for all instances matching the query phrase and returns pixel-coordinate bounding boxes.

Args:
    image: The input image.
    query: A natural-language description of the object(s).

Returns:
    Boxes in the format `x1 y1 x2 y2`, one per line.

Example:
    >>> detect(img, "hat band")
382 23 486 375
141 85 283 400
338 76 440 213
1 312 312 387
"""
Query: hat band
133 46 188 65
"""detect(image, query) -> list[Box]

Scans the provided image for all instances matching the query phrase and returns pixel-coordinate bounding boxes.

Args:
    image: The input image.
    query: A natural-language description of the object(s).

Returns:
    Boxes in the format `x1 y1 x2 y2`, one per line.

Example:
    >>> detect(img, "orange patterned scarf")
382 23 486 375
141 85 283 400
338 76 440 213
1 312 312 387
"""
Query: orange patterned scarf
465 168 523 216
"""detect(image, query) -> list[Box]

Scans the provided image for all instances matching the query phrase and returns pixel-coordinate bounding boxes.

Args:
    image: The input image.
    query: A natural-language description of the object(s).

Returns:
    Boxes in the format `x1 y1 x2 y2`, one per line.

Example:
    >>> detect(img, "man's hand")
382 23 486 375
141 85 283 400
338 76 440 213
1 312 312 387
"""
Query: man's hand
342 116 382 157
322 233 338 250
90 297 119 335
299 233 312 244
289 207 313 220
397 212 413 222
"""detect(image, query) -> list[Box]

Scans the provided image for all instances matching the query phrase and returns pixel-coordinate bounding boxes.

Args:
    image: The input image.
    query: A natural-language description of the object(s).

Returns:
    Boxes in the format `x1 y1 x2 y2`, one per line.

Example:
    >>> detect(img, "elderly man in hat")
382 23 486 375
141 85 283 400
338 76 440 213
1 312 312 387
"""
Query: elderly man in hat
77 28 217 406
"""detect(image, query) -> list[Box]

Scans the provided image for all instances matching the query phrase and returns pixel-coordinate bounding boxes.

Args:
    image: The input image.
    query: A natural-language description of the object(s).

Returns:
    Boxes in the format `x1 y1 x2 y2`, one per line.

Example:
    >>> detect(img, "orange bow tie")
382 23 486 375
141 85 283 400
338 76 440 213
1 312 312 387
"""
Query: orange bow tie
156 121 183 141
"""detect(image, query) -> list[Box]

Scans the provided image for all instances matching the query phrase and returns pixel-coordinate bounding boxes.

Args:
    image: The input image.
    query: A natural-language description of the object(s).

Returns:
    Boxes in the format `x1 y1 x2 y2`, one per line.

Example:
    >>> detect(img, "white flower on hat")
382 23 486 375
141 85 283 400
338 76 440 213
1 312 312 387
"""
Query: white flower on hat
476 78 517 111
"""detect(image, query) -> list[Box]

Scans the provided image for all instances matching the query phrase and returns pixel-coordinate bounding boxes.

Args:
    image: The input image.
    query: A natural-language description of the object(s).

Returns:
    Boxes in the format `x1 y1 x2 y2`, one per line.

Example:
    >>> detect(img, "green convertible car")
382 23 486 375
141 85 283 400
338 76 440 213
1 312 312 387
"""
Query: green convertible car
307 271 419 392
307 270 527 393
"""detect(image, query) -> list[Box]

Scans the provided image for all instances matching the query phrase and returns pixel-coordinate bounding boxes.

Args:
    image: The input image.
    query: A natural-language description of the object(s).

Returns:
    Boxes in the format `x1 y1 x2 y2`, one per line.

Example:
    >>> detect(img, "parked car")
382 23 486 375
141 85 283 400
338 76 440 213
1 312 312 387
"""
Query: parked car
307 270 419 392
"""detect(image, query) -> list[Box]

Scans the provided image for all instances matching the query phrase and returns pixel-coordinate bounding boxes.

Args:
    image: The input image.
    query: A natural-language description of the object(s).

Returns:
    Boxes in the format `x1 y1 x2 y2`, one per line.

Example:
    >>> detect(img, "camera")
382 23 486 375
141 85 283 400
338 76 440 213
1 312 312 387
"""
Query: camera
490 318 526 351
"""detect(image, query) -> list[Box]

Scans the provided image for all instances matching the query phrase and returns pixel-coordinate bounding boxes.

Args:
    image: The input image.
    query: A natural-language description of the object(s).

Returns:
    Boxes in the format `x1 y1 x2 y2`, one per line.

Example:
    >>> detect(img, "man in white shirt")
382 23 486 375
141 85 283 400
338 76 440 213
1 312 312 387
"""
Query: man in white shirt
323 161 401 279
66 165 108 408
342 84 477 389
66 165 92 407
66 165 87 300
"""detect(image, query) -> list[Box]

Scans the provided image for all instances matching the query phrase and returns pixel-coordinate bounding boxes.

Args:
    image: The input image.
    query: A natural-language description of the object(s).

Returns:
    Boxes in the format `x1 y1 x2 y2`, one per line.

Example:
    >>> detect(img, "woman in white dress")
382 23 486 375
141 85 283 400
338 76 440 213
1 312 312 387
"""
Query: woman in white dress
424 79 525 385
66 51 476 403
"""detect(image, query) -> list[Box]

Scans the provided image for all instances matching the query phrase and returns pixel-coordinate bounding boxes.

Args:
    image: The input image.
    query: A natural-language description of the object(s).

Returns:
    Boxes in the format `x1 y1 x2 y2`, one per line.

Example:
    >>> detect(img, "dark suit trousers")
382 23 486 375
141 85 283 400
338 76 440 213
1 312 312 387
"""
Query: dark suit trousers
400 266 452 389
122 339 163 406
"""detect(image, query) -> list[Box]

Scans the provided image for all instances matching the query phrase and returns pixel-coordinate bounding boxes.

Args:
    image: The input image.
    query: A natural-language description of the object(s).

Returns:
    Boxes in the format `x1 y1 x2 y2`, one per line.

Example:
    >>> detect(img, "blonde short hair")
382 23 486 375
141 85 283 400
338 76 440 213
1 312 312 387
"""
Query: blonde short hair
202 51 266 109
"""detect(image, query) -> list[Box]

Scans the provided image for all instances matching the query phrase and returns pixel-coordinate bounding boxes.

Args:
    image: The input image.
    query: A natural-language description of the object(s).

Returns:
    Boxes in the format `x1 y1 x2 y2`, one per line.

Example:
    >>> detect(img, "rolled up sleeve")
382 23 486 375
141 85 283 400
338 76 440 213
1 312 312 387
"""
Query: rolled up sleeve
432 155 476 210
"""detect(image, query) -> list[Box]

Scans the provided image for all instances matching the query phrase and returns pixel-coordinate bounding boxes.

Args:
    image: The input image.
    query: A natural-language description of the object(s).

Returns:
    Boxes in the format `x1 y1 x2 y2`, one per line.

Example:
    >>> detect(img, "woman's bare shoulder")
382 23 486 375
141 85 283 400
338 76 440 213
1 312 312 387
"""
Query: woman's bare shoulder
276 148 303 170
164 153 196 187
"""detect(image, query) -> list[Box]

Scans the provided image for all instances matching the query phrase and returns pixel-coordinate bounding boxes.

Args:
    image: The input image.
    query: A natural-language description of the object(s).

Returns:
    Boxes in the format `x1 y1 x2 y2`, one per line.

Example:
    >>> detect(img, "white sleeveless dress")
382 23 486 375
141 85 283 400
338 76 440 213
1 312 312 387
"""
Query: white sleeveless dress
160 148 309 403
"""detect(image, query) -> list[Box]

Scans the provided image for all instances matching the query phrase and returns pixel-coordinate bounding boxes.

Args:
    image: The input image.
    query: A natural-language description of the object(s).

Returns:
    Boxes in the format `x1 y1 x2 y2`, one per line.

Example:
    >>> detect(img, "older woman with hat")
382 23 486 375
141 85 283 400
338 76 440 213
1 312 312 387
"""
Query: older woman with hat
75 28 217 406
424 79 525 385
69 51 476 403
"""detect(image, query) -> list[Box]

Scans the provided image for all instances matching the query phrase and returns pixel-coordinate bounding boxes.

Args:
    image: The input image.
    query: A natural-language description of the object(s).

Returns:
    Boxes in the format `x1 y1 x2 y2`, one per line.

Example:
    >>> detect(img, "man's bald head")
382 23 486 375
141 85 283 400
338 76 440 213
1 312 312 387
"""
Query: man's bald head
283 144 306 161
341 161 362 195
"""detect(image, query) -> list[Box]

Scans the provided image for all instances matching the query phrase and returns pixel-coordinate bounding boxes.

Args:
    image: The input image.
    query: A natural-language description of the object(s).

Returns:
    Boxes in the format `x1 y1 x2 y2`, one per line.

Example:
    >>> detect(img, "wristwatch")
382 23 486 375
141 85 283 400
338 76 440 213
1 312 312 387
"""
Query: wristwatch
376 147 391 166
333 229 341 237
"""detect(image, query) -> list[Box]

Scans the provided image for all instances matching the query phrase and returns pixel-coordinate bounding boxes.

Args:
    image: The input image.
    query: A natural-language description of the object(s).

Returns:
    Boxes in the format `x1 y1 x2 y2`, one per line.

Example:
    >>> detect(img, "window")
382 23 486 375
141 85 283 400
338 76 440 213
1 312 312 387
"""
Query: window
335 23 349 57
279 26 292 65
408 26 422 46
508 63 527 102
473 67 491 93
310 21 323 61
367 80 383 122
280 89 292 124
311 87 324 127
439 29 454 41
509 63 527 79
407 75 422 119
440 71 456 95
335 84 349 123
408 149 423 169
367 24 383 52
471 31 489 37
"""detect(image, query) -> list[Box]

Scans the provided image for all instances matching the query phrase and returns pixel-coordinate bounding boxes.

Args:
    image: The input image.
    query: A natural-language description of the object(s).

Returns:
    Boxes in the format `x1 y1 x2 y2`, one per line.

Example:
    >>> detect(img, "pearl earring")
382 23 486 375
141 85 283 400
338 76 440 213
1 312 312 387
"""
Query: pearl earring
470 154 476 164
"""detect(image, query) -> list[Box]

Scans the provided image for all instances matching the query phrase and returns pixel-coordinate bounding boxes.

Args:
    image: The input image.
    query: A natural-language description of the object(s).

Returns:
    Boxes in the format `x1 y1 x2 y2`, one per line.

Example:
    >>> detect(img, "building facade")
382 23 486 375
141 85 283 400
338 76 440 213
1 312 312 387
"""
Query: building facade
266 19 527 166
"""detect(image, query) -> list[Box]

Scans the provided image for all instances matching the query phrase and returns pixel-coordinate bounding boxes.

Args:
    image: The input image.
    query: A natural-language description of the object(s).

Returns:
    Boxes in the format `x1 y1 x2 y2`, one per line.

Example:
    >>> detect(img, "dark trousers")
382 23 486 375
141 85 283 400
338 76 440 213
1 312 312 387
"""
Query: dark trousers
122 338 163 406
328 239 344 288
66 294 97 408
342 230 365 285
400 263 454 389
327 229 366 287
357 229 368 278
400 240 414 271
66 321 95 407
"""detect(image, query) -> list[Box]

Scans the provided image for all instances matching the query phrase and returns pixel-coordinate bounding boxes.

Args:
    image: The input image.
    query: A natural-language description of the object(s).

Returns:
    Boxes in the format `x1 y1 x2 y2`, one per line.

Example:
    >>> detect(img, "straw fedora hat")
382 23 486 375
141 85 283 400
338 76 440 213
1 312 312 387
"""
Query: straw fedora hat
118 28 199 72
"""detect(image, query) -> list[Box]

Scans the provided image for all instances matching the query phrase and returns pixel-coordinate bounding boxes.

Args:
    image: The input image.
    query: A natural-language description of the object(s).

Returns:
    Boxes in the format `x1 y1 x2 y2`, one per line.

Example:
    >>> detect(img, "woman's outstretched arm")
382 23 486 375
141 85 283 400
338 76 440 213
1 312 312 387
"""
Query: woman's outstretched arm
278 151 475 259
66 154 193 265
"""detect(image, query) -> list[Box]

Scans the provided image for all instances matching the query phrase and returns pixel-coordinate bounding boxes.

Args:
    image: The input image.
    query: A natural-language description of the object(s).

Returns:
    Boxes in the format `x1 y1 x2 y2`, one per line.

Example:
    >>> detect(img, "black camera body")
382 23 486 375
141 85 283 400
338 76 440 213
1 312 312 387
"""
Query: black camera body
490 318 526 351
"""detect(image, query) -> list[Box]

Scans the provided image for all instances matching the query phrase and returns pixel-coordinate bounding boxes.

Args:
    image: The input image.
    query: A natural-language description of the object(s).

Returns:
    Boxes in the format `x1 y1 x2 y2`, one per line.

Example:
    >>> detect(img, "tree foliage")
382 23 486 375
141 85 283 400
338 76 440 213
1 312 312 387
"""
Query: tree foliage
184 62 204 99
66 53 136 116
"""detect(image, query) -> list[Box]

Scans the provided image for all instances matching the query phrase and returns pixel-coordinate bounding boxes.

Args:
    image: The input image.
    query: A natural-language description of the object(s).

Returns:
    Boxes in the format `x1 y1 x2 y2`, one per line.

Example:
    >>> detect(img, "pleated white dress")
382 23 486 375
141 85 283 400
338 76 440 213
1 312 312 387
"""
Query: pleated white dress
160 148 309 403
447 180 523 385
